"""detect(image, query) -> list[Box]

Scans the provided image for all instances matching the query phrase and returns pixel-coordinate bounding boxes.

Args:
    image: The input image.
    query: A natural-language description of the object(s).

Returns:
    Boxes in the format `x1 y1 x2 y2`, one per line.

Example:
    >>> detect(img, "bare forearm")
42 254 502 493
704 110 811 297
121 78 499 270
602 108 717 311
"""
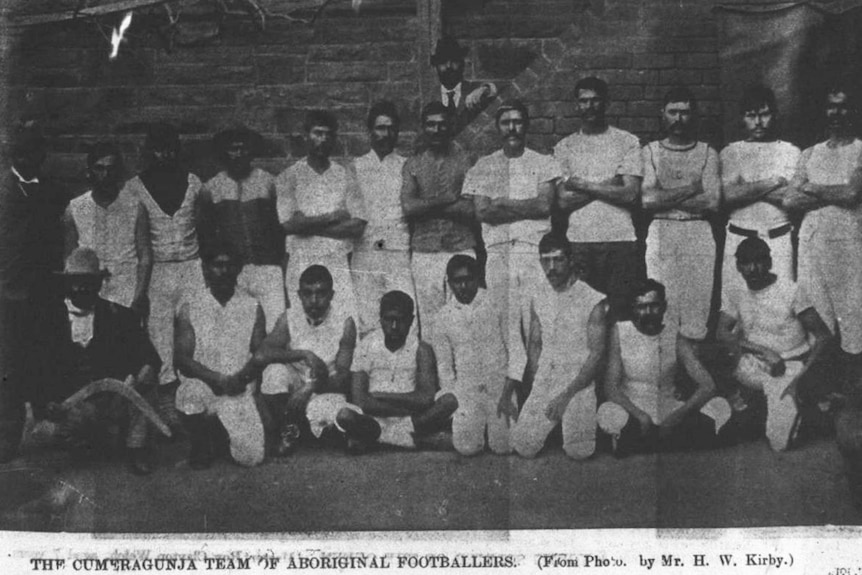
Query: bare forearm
402 195 458 219
359 395 413 417
282 211 348 235
642 184 699 211
722 180 775 209
315 218 367 239
563 353 602 397
481 197 551 224
135 253 152 303
371 390 433 411
175 357 225 392
805 183 860 207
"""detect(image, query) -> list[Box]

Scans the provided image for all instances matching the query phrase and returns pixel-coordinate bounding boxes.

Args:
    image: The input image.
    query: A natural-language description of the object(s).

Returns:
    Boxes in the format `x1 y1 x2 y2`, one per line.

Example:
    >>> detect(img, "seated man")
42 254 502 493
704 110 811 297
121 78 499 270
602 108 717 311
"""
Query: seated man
510 233 607 459
348 291 457 451
174 241 266 469
598 279 731 456
255 265 358 454
51 248 161 475
433 255 517 456
717 237 831 451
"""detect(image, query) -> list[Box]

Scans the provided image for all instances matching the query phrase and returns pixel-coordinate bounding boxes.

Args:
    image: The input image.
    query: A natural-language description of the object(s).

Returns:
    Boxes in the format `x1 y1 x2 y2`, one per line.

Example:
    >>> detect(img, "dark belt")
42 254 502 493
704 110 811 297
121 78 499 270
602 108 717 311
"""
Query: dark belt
728 222 793 239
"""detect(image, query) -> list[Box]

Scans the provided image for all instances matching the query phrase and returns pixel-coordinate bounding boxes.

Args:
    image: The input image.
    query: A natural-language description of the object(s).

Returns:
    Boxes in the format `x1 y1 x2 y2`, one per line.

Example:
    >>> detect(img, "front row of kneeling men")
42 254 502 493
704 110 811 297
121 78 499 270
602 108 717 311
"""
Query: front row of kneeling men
56 216 831 468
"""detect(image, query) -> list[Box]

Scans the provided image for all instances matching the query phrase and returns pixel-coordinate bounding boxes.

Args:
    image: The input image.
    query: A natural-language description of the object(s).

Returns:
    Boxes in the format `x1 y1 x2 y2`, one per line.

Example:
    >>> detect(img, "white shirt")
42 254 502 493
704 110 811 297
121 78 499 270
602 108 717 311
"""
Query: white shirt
463 148 560 250
440 83 463 109
798 138 862 241
353 151 409 253
65 298 95 348
617 319 680 423
286 304 350 378
722 278 813 359
276 159 366 258
183 290 259 376
720 140 799 229
554 126 643 242
353 329 418 394
128 174 202 262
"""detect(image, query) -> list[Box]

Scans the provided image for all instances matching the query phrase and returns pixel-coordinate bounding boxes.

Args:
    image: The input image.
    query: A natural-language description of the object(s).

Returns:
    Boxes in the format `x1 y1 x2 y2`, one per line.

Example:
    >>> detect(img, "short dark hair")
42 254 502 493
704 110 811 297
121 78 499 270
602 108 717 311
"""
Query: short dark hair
145 123 180 151
380 290 414 317
200 239 241 264
446 254 479 280
367 101 401 132
212 127 261 161
86 142 123 170
299 264 333 290
735 236 771 263
739 85 777 115
495 99 530 123
631 278 666 303
421 101 452 124
538 232 572 255
663 85 697 111
303 110 338 134
574 77 609 101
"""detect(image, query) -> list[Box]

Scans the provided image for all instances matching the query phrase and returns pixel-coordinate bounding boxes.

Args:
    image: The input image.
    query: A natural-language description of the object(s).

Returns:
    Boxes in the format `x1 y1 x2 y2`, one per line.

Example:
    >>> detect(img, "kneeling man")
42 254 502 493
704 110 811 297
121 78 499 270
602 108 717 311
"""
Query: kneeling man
349 291 456 451
511 233 607 459
174 242 266 468
599 279 731 455
717 237 831 451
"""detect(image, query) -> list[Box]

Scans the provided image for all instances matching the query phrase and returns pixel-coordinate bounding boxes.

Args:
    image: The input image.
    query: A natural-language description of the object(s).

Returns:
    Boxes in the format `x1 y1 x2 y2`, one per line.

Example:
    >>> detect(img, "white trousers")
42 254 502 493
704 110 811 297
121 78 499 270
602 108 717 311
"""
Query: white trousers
411 250 473 343
236 264 286 333
452 387 514 456
148 259 207 385
735 354 803 451
511 382 596 460
351 248 416 336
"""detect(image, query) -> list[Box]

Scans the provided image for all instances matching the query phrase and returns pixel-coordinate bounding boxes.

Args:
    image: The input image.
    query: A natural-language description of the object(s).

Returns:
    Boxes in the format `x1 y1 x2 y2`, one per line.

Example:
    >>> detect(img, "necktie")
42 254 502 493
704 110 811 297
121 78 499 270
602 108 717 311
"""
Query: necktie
446 90 456 112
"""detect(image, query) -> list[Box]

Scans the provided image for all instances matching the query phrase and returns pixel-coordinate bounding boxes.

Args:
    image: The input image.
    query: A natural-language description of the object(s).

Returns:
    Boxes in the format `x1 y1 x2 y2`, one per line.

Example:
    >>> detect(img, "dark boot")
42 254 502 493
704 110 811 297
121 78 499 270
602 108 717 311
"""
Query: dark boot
183 414 214 470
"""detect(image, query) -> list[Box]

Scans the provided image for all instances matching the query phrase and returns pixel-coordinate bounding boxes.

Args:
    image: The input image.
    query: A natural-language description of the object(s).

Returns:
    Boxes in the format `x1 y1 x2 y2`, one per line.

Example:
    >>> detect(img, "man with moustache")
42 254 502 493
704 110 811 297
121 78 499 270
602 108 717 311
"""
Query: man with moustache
721 86 799 294
401 101 477 342
430 36 498 135
463 99 560 385
510 233 608 459
785 86 862 383
642 86 721 341
599 279 731 456
276 111 366 318
0 127 67 462
717 238 831 451
201 127 286 332
554 77 644 320
351 102 416 336
123 125 208 423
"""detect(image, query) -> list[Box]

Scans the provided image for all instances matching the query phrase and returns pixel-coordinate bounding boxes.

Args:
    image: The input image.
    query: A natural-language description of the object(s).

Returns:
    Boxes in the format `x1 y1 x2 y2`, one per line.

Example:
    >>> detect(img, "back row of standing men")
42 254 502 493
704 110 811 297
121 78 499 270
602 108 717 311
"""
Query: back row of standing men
2 37 861 471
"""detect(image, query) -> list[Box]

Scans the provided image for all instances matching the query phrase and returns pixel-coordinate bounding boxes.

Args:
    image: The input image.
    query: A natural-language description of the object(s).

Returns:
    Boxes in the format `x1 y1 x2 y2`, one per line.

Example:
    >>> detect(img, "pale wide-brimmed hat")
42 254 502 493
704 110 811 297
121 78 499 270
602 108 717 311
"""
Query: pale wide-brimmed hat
56 247 107 278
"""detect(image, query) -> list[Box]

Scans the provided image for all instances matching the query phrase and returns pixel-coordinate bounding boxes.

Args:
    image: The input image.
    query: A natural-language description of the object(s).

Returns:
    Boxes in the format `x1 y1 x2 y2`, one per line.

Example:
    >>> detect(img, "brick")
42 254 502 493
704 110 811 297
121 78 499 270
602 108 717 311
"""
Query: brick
542 38 566 63
658 69 701 85
307 62 386 82
627 100 662 117
13 69 80 88
135 87 236 107
247 84 368 108
650 37 717 53
447 16 511 39
308 42 415 62
529 118 554 134
153 65 253 86
561 53 632 70
606 102 626 115
555 117 580 134
632 53 675 69
256 56 306 85
616 116 660 136
475 42 539 79
602 69 659 86
388 62 416 81
700 69 721 84
251 23 315 47
111 106 236 135
675 52 719 69
313 17 416 44
155 46 254 66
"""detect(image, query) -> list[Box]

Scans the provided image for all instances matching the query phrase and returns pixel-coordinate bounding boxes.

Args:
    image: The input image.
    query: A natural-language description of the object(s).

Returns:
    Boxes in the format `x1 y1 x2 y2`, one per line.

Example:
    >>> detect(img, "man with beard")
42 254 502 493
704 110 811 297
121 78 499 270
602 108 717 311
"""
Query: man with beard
65 142 152 316
599 279 731 456
785 86 862 385
52 248 161 474
255 265 357 455
642 86 721 341
717 238 831 451
401 101 477 342
351 102 416 336
720 86 799 295
510 233 607 459
348 290 456 452
276 111 366 319
123 125 207 424
430 36 498 135
174 241 266 469
201 127 286 332
433 255 516 455
1 126 67 462
463 99 560 386
553 77 644 320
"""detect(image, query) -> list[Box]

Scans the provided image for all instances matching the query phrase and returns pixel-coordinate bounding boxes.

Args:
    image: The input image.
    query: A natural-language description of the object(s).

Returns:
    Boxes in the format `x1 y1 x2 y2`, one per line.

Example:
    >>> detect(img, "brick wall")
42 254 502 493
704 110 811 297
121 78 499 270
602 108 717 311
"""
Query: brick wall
2 0 723 191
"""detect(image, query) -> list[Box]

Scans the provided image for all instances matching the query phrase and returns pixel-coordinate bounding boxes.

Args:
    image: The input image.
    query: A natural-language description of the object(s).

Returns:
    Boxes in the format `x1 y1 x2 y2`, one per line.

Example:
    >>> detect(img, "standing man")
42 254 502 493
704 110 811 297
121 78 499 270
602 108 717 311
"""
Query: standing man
174 241 267 469
511 233 608 459
717 238 831 451
464 99 560 384
255 265 358 455
599 279 731 456
201 127 286 332
721 85 799 295
352 102 416 336
65 142 152 316
401 101 477 341
554 77 644 319
785 86 862 380
430 36 498 135
642 86 721 341
0 127 67 462
276 110 366 318
123 125 208 411
434 255 517 456
349 290 457 452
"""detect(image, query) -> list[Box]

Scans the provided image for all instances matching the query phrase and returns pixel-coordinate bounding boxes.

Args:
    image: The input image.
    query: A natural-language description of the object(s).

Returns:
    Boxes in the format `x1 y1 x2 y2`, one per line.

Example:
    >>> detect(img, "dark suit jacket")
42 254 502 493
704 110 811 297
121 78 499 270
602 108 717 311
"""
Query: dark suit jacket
437 80 494 136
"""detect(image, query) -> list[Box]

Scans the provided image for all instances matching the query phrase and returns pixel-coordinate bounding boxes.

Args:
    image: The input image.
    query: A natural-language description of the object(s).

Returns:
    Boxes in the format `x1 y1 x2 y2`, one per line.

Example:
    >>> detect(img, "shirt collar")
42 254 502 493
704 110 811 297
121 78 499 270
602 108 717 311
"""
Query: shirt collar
441 83 463 106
